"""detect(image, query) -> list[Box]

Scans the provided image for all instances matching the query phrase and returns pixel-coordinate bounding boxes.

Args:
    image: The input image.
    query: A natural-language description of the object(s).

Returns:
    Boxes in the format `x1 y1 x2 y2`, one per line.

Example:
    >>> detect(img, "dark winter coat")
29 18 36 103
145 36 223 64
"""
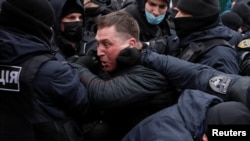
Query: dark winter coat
79 57 179 140
176 24 239 74
0 27 89 141
122 89 223 141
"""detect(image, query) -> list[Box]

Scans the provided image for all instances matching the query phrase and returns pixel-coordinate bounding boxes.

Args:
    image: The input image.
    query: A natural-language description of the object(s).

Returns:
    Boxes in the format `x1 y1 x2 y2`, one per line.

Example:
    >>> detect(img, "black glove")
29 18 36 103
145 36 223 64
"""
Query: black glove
66 55 79 63
116 47 141 67
75 55 100 73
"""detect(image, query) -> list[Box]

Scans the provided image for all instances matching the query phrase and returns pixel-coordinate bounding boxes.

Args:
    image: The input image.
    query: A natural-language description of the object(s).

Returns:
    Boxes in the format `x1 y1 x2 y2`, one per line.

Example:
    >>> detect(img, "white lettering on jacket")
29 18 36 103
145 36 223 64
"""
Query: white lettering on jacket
0 65 22 92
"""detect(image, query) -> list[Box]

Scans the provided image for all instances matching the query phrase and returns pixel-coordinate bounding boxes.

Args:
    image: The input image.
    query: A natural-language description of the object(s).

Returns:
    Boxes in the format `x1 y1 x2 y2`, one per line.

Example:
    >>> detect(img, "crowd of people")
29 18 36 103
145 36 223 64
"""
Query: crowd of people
1 0 250 141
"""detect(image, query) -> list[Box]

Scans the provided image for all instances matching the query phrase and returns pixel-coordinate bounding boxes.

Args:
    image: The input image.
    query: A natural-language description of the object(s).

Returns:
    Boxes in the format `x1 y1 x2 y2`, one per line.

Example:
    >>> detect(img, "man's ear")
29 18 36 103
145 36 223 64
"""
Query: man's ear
128 38 136 47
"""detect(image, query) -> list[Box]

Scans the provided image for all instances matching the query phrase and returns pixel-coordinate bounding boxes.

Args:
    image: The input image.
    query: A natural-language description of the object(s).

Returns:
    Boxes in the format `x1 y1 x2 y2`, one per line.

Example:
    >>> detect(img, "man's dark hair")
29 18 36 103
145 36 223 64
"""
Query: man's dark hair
96 11 140 41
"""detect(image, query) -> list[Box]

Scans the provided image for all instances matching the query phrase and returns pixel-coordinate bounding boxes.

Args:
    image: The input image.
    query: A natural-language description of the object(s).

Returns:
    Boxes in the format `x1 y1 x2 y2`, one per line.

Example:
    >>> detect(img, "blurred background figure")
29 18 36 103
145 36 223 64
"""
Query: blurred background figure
50 0 95 58
221 11 243 32
83 0 126 33
123 0 174 42
232 0 250 33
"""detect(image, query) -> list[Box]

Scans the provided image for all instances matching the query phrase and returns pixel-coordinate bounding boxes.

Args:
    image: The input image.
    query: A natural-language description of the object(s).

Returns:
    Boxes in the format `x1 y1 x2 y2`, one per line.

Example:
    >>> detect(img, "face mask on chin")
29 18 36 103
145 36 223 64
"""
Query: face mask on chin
61 21 83 42
145 10 166 25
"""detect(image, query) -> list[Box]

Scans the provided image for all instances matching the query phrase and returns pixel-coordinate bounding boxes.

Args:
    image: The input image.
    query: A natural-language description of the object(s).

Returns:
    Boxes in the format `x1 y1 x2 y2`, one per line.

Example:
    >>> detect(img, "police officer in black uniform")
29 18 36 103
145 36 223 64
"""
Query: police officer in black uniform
0 0 89 140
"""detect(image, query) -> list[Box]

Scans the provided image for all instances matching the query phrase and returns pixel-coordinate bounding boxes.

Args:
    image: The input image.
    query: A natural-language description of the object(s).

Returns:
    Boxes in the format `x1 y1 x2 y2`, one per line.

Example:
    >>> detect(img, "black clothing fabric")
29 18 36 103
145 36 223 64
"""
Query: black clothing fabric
122 90 250 141
0 25 89 141
80 64 179 140
239 50 250 76
0 1 89 140
173 13 220 38
6 0 55 26
171 0 239 74
91 0 108 5
76 45 180 140
206 101 250 126
84 6 113 33
116 47 142 68
122 89 223 141
172 24 240 74
140 49 250 110
0 0 54 45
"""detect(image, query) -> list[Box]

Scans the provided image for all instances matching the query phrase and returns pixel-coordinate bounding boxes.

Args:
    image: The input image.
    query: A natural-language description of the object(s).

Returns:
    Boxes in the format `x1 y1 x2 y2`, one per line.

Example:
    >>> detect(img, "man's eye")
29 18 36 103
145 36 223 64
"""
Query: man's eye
103 43 109 47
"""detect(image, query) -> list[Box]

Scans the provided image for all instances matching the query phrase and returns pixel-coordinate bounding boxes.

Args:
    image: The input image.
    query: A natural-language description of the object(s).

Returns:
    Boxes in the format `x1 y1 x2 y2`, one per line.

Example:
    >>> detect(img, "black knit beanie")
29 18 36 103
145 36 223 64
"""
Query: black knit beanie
61 0 84 19
0 0 55 45
177 0 220 17
220 11 243 31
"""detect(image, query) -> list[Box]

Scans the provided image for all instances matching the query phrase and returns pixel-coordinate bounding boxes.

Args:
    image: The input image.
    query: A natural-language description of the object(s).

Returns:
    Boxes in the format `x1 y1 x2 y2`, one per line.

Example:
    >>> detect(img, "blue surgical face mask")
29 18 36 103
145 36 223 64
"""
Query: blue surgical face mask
145 10 166 25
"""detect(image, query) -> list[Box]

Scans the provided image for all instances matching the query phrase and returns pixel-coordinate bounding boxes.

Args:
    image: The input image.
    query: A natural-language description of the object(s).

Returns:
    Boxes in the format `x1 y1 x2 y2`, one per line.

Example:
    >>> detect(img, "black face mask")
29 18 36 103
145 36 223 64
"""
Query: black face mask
173 14 219 38
173 17 205 38
61 21 83 42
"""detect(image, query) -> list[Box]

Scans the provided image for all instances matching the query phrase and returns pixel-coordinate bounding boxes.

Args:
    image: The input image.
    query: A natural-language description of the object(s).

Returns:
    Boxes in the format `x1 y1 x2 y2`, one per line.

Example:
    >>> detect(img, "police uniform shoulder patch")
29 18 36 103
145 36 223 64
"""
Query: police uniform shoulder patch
238 39 250 49
209 75 231 94
0 65 22 92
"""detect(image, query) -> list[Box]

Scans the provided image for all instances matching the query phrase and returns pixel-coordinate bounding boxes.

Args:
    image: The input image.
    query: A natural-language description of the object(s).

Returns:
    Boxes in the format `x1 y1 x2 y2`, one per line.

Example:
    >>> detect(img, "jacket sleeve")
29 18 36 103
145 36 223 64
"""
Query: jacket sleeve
35 60 89 119
200 46 239 74
79 65 169 109
142 51 244 93
142 51 222 89
142 50 250 108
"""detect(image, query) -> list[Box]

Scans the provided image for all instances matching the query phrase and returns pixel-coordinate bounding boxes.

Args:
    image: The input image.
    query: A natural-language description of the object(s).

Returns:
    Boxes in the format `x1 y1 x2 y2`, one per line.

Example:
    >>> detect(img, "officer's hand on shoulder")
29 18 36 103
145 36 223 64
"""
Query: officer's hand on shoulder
116 46 142 67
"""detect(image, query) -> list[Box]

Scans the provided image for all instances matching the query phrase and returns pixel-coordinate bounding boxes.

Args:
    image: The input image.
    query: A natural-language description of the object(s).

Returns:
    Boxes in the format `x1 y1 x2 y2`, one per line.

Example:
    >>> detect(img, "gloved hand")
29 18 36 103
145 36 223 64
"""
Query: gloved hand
75 55 100 73
66 55 79 63
116 46 142 67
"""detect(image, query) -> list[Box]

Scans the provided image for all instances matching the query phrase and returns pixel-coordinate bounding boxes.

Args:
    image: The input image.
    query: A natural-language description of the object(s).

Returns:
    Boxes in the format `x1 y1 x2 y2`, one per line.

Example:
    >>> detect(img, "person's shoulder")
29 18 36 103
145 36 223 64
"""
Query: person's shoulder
127 65 167 79
127 65 156 71
37 57 74 77
212 43 236 52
